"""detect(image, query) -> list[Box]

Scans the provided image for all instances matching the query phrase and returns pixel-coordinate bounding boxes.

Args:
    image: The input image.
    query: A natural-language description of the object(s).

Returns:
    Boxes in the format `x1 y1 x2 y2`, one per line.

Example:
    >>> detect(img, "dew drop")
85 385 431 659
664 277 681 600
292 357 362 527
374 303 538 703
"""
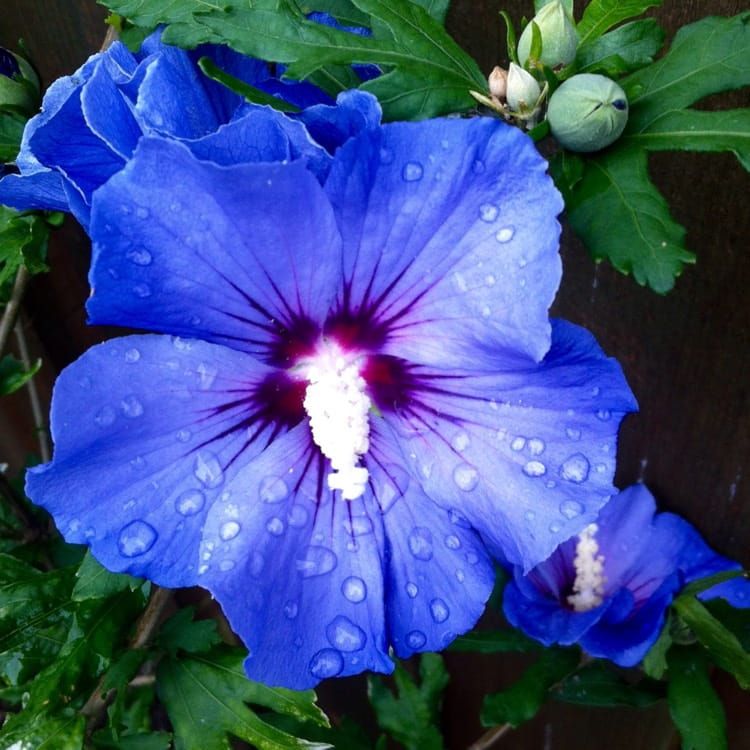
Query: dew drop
466 551 479 565
566 427 581 440
309 648 344 679
287 505 309 528
479 202 499 222
430 598 450 623
379 147 394 164
524 510 536 522
342 576 368 603
266 517 285 536
176 429 191 443
118 520 157 558
523 460 547 477
449 508 471 528
549 522 562 533
135 206 149 219
453 463 479 492
126 248 152 266
402 161 423 182
176 489 205 516
406 581 419 598
283 601 298 619
120 394 144 418
485 274 496 287
344 516 374 536
596 409 612 421
408 527 434 561
129 457 145 472
250 552 264 577
94 405 116 427
496 227 514 243
451 431 470 452
546 479 557 489
297 546 337 578
132 283 151 298
559 453 590 484
326 615 366 652
528 438 545 456
193 451 224 488
219 559 235 572
220 521 241 541
124 348 141 363
197 362 218 390
406 630 427 649
481 305 491 318
456 569 465 583
560 499 584 519
79 375 92 389
259 476 289 503
510 437 526 452
444 534 461 550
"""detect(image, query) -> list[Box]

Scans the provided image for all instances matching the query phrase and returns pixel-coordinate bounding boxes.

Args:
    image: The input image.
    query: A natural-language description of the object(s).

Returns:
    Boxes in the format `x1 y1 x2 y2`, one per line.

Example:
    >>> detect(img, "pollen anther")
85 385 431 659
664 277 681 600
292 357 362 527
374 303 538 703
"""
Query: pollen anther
567 523 606 612
303 347 371 500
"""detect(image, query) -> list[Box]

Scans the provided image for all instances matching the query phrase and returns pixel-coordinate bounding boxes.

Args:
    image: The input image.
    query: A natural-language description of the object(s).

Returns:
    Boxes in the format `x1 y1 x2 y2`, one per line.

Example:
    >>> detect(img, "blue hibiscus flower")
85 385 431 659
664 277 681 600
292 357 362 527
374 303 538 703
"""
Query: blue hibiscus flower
0 30 380 227
503 483 750 667
26 115 636 688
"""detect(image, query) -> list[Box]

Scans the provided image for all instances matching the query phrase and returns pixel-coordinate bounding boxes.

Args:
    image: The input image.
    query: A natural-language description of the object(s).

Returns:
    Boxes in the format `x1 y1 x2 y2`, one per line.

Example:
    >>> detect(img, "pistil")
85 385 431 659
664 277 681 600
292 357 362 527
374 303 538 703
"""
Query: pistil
567 523 606 612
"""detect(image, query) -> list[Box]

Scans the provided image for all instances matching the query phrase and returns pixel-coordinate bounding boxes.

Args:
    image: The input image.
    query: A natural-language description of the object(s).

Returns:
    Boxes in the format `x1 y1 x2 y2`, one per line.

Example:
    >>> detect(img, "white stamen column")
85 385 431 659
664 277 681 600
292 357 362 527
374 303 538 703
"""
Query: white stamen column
567 523 606 612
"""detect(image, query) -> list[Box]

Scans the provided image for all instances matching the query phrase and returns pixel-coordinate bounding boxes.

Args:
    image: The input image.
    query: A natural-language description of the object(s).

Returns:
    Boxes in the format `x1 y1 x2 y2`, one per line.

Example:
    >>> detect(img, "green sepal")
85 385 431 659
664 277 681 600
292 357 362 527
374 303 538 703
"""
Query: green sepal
0 354 41 396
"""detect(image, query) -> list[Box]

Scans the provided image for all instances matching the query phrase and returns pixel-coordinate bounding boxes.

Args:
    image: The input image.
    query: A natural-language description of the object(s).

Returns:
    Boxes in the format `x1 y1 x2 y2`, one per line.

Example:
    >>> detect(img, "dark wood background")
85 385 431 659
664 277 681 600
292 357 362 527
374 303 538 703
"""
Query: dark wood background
1 1 749 747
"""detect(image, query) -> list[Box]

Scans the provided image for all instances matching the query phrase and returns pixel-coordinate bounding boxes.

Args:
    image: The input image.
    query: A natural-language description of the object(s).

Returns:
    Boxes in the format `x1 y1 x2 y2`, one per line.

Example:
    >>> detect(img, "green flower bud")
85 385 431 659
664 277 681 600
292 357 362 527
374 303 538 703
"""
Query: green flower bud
546 74 629 153
0 48 40 116
517 0 578 68
506 62 541 114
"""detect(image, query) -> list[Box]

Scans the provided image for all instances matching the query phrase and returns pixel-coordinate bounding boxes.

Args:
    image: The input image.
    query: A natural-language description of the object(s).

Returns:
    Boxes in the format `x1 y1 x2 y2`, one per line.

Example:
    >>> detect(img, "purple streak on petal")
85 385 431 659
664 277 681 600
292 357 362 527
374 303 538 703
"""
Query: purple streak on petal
87 137 342 359
324 117 563 369
25 334 297 587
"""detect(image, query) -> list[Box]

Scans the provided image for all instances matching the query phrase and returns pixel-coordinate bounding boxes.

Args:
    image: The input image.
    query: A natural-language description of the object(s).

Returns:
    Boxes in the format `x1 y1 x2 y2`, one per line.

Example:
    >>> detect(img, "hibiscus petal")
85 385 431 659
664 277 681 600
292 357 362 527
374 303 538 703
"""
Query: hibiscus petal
324 117 563 367
384 319 637 571
87 137 343 357
26 334 289 587
199 423 393 689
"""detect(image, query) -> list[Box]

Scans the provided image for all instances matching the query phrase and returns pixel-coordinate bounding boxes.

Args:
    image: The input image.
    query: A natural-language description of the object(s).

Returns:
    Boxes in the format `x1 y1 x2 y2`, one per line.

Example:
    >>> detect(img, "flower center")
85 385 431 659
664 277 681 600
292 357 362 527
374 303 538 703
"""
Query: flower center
302 343 372 500
567 523 606 612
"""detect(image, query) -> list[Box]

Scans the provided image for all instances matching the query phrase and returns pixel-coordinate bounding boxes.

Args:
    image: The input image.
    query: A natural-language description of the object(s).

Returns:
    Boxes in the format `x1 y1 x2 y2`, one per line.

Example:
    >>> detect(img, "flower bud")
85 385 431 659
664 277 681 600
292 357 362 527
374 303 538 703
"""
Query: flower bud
0 48 40 116
506 63 541 114
546 74 629 153
488 66 508 100
517 0 578 68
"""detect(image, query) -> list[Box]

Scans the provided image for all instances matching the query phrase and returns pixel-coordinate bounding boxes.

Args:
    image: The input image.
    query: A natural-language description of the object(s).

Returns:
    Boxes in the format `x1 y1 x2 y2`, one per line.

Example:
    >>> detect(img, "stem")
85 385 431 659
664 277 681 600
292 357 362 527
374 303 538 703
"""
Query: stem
469 723 513 750
81 586 173 737
0 266 30 358
13 317 50 462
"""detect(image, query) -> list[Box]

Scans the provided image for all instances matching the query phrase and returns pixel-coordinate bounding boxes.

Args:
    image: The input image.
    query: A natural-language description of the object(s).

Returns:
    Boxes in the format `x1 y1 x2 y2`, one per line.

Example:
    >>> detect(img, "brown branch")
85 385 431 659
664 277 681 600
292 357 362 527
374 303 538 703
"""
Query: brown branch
0 266 30 359
468 723 513 750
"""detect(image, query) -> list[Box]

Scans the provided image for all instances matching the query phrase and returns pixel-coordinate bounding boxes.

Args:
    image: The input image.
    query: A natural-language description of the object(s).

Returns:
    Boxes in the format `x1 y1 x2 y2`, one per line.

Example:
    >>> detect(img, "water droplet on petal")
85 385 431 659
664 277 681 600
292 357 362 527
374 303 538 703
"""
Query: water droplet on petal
297 546 337 578
479 203 499 222
193 451 224 488
309 648 344 679
344 516 373 537
220 521 241 540
456 569 465 582
485 274 496 287
560 499 584 519
496 227 514 243
559 454 590 484
528 438 545 456
135 206 149 219
406 582 419 598
124 348 141 362
466 551 479 565
176 429 191 443
126 248 152 266
406 631 427 650
566 427 581 440
118 520 157 557
284 601 298 619
549 522 562 533
408 527 434 561
219 559 235 571
525 510 536 522
250 552 264 577
287 505 309 528
120 394 144 418
511 437 526 452
523 460 547 477
326 615 366 652
176 489 205 516
132 283 151 298
444 534 461 550
196 362 218 390
451 431 470 452
449 508 472 528
430 598 450 623
266 517 285 536
342 576 368 603
402 161 423 181
379 147 394 164
259 476 289 503
453 463 479 492
94 405 116 427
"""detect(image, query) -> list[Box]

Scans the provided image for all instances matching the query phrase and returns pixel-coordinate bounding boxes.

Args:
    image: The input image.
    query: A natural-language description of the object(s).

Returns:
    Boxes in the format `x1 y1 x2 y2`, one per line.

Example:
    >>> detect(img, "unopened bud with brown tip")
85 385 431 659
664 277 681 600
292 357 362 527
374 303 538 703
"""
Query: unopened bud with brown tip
488 66 508 100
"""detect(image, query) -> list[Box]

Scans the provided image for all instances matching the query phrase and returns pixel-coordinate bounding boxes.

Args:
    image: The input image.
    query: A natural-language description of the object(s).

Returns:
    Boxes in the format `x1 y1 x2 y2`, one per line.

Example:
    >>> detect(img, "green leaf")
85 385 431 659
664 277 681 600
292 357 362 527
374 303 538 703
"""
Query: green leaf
300 1 370 27
0 112 25 162
157 606 222 655
681 570 745 600
449 629 542 654
481 648 579 727
96 0 232 27
93 730 173 750
643 616 673 679
411 0 450 26
0 712 86 750
554 661 665 707
706 599 750 652
368 654 448 750
0 206 51 300
673 593 750 689
577 0 663 48
576 19 664 76
566 145 693 293
667 647 728 750
157 647 331 750
499 11 519 65
72 549 143 601
624 109 750 171
548 150 584 198
625 13 750 131
0 354 41 395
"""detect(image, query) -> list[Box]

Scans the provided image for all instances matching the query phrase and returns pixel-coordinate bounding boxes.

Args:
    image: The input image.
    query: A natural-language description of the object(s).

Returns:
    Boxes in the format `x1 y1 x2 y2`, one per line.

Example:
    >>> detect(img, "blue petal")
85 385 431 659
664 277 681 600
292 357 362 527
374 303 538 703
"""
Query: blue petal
0 171 69 212
368 423 495 657
385 319 636 570
324 117 564 368
26 334 282 587
87 137 343 355
199 423 393 689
